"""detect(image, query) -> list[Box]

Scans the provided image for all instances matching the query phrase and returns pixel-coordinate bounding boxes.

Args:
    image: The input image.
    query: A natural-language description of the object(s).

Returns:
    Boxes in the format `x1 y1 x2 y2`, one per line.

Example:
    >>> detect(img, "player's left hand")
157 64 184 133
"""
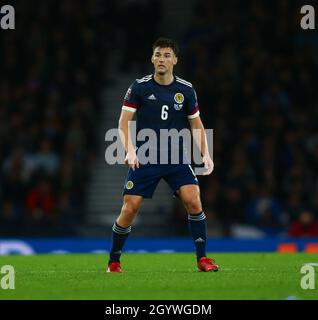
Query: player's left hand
202 155 214 175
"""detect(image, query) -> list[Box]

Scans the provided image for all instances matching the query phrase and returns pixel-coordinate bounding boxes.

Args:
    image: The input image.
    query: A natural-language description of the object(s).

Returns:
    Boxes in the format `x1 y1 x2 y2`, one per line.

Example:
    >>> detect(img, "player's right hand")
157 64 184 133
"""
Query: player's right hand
125 151 140 170
202 154 214 175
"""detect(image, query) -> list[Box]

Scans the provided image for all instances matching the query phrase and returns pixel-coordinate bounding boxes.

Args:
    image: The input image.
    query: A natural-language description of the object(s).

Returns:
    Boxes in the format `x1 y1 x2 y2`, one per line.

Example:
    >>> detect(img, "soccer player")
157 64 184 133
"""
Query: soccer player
107 38 219 272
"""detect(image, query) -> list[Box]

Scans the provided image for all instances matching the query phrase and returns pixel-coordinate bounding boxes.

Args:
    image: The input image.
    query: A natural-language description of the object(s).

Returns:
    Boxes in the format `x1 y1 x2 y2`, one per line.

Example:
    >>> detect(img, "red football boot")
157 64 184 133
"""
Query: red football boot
197 257 219 272
107 262 121 273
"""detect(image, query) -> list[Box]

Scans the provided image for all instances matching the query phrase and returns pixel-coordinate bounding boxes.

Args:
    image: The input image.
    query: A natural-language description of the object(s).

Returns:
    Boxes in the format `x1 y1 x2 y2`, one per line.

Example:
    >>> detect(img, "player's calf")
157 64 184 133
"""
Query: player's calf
117 195 143 227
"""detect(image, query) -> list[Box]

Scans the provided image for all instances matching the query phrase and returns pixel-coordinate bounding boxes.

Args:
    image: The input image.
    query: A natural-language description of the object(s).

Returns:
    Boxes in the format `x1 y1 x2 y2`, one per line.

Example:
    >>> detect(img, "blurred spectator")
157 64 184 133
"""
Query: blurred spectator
288 210 318 237
55 191 79 235
26 178 56 222
31 139 60 175
2 156 28 210
246 186 285 233
0 201 21 235
222 184 246 225
205 209 223 237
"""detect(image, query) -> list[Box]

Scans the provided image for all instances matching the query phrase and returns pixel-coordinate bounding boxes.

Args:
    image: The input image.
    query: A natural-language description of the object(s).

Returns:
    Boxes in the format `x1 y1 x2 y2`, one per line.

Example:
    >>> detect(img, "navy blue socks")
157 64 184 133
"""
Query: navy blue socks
188 212 207 260
109 222 131 263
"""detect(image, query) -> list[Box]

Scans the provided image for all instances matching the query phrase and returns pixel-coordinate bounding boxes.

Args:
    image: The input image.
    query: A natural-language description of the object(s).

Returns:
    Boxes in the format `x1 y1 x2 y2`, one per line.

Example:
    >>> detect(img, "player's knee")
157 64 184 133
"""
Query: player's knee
122 200 140 217
184 197 202 214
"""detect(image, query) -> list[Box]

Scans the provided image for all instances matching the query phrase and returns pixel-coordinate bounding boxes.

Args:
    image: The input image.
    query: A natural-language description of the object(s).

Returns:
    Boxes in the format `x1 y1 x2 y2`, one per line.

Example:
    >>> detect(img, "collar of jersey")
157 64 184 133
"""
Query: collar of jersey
152 74 176 87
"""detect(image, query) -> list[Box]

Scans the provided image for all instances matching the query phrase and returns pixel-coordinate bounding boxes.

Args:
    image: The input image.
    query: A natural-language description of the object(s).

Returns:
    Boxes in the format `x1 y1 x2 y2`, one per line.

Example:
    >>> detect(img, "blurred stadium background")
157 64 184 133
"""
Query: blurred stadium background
1 0 318 254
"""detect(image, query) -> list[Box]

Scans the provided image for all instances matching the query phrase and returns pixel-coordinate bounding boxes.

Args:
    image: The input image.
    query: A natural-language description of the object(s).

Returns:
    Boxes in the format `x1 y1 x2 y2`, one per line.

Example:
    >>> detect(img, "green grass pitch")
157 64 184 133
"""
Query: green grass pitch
0 253 317 300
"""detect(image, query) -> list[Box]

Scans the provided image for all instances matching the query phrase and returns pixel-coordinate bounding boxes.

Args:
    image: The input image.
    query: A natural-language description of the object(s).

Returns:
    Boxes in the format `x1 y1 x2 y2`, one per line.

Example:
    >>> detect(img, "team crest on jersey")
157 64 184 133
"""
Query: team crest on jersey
174 93 184 110
126 180 134 190
174 93 184 104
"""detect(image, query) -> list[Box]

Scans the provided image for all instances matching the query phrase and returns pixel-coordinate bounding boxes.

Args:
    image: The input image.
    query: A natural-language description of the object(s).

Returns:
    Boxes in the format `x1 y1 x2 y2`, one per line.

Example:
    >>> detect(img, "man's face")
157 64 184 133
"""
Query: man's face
151 47 177 75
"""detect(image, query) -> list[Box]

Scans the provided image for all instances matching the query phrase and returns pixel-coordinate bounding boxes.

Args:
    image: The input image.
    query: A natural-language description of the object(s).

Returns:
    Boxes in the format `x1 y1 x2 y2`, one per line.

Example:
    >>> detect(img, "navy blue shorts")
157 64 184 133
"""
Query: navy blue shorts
123 164 199 198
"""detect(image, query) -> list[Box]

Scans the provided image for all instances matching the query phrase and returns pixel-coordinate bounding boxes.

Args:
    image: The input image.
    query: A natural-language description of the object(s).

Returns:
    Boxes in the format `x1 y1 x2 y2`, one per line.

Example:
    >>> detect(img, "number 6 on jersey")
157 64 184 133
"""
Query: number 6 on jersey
161 105 169 120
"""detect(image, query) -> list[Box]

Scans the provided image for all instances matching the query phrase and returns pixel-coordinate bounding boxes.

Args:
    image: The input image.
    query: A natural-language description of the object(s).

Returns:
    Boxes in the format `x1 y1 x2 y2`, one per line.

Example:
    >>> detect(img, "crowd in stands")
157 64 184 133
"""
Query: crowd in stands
0 0 111 235
173 0 318 237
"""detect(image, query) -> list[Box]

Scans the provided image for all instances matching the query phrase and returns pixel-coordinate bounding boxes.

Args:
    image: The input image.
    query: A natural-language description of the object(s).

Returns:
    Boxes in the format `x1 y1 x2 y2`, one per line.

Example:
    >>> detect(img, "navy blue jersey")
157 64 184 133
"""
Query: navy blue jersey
122 74 200 158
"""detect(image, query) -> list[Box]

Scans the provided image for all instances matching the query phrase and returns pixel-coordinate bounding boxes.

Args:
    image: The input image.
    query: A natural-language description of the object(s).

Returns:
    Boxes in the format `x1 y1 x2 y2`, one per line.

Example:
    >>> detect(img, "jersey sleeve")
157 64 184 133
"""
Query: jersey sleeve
122 81 141 113
187 87 200 120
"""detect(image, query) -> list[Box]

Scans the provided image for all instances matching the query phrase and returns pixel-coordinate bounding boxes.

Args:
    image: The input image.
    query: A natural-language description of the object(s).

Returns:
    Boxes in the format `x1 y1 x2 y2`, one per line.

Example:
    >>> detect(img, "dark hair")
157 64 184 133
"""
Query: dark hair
152 37 179 57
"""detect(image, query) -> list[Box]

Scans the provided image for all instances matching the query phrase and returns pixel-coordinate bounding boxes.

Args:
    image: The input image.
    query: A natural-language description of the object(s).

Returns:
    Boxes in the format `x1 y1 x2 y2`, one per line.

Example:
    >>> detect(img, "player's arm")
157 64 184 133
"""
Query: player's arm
187 86 214 175
119 81 141 170
118 109 139 170
189 116 214 175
